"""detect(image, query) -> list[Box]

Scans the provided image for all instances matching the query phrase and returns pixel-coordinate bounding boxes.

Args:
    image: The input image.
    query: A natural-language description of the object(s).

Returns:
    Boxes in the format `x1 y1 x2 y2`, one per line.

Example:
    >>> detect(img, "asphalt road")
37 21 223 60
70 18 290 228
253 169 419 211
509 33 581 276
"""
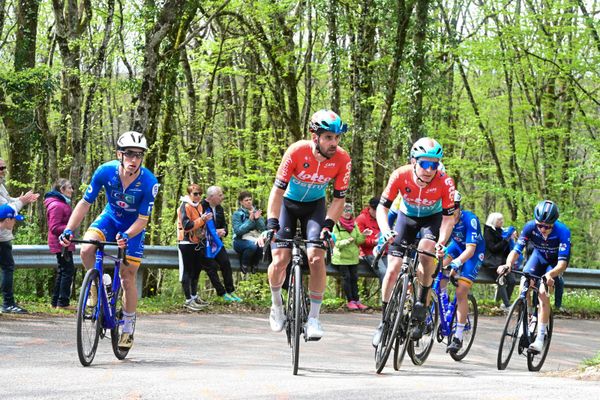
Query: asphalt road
1 312 599 399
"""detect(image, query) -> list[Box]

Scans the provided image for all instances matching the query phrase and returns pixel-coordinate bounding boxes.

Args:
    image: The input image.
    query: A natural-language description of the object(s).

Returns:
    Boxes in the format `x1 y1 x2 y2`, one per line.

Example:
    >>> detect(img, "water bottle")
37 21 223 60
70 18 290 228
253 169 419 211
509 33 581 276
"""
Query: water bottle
103 273 112 298
446 302 455 324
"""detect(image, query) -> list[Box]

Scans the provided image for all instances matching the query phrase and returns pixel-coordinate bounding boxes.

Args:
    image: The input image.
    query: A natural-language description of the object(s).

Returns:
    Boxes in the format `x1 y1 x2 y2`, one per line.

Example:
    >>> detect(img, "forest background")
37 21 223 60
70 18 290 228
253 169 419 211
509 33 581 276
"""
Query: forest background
0 0 598 297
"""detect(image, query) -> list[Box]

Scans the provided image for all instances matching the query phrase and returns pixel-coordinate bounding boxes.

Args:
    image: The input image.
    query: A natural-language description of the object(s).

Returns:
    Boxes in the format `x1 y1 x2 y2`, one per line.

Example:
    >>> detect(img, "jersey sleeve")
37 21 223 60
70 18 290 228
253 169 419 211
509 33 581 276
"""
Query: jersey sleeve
332 155 351 198
82 164 106 204
464 213 481 246
380 168 403 208
440 174 456 216
274 144 297 190
513 221 535 255
138 176 159 220
558 225 571 261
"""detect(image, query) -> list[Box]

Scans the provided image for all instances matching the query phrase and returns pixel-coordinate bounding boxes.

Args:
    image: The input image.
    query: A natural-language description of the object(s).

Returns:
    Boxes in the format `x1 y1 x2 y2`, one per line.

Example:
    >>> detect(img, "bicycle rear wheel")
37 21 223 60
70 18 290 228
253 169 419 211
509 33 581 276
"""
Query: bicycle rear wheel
392 274 412 371
76 269 102 367
110 286 135 360
287 263 302 375
375 273 408 374
527 311 553 371
449 294 478 361
497 299 524 370
408 293 438 366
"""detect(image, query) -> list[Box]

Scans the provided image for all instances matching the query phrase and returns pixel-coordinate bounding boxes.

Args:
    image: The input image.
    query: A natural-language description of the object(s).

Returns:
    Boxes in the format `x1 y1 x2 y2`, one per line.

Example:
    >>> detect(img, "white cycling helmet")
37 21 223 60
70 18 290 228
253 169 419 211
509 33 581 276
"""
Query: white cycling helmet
117 131 148 151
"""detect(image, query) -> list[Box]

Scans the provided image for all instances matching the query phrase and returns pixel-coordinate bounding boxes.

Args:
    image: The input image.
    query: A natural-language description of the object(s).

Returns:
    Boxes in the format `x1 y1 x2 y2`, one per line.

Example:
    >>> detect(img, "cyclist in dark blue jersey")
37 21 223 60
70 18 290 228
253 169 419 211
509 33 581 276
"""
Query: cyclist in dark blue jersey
60 131 159 349
499 200 570 353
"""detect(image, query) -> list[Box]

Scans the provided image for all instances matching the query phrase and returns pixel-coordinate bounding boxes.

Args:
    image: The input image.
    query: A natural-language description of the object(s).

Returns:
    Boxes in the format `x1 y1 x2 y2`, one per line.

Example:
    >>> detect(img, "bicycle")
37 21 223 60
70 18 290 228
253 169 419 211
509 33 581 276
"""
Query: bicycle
373 241 438 373
410 266 478 365
497 270 553 371
67 239 132 366
264 232 332 375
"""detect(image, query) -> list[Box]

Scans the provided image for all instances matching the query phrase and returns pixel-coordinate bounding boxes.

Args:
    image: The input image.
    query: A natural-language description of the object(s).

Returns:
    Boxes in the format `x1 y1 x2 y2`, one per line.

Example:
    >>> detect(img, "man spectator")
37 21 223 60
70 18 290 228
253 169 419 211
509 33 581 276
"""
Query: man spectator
356 197 386 284
202 186 241 302
0 158 39 314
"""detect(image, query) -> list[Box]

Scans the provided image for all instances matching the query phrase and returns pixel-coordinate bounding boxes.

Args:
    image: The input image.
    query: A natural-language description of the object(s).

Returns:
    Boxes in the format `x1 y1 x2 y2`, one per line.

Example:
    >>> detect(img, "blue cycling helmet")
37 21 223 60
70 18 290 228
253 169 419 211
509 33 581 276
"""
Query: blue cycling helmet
534 200 559 224
410 137 443 159
309 109 348 135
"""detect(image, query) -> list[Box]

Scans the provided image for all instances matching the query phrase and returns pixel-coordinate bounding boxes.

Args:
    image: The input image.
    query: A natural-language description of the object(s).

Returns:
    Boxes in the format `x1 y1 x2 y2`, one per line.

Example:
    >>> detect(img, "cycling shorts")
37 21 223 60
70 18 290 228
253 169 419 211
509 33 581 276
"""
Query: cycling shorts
523 249 564 278
273 197 326 250
389 212 442 257
87 212 146 262
446 241 484 284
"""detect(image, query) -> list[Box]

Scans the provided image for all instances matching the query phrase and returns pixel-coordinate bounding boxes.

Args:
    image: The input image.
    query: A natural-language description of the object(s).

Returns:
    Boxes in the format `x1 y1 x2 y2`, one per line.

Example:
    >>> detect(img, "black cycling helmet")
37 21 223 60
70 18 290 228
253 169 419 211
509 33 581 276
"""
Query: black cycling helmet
533 200 559 224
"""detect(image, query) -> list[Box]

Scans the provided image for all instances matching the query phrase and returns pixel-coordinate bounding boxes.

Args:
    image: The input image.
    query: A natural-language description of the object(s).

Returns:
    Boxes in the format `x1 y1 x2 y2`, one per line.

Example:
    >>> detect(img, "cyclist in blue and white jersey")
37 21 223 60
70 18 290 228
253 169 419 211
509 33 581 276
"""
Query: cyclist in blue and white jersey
499 200 571 353
441 191 485 354
60 131 159 349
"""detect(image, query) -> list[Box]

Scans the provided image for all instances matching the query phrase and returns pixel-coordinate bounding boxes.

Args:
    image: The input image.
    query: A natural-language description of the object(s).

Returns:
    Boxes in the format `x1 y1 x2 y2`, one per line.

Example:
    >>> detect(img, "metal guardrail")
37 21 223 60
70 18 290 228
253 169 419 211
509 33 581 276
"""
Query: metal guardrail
12 245 600 289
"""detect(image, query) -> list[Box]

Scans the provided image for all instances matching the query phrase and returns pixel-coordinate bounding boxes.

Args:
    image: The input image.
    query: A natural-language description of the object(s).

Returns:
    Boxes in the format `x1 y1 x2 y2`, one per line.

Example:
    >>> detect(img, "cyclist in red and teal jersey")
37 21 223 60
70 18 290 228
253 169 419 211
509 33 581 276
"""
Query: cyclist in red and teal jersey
373 137 456 346
60 131 159 349
499 200 570 353
260 109 351 340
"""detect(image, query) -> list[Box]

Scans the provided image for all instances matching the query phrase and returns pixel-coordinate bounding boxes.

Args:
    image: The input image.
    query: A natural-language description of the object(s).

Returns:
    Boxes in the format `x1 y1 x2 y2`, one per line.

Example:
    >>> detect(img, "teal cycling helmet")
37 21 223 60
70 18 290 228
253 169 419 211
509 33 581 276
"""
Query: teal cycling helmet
309 110 348 135
534 200 559 224
410 137 443 159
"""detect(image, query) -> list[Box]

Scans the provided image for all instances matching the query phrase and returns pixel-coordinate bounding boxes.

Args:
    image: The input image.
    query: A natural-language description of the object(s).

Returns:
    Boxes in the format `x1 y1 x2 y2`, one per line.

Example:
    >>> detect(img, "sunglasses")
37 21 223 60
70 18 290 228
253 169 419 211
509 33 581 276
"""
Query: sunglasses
0 166 6 171
536 223 553 230
192 192 201 196
121 150 145 159
417 160 440 170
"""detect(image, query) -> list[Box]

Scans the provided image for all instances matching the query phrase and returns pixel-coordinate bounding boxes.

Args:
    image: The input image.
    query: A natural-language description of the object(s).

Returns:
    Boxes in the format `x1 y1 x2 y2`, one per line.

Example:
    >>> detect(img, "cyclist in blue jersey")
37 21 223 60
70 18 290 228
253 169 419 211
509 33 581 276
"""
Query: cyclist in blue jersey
499 200 571 353
440 191 485 354
60 131 159 349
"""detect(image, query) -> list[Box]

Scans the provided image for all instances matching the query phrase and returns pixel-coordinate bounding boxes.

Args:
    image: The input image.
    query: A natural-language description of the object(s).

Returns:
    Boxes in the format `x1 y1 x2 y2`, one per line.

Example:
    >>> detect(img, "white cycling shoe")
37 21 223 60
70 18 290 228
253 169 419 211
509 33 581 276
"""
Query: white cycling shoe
305 317 324 340
528 336 545 353
269 305 286 332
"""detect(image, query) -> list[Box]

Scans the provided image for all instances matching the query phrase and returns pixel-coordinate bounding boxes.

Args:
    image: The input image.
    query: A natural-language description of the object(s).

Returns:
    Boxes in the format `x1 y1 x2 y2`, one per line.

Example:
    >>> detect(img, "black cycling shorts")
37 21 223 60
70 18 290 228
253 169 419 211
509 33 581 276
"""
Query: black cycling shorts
389 212 442 257
273 197 326 249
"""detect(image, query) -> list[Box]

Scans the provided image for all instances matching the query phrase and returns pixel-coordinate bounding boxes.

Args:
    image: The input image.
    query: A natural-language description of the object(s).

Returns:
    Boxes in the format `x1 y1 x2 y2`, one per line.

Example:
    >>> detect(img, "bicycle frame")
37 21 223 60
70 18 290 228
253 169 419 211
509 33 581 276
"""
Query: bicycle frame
432 270 457 338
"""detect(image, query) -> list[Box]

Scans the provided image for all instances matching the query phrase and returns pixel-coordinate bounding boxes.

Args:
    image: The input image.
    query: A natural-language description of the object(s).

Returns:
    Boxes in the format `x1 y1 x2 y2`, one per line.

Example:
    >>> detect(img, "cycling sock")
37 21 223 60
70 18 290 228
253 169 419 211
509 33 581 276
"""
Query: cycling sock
417 284 431 304
538 323 547 338
382 301 388 317
308 290 324 319
123 311 135 334
270 286 283 307
455 323 465 340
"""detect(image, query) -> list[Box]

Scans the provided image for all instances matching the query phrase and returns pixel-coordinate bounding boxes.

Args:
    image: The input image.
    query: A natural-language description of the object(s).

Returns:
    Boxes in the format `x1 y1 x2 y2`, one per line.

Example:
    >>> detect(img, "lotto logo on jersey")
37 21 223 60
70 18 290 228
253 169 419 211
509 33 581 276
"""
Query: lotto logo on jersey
297 170 331 184
343 161 351 185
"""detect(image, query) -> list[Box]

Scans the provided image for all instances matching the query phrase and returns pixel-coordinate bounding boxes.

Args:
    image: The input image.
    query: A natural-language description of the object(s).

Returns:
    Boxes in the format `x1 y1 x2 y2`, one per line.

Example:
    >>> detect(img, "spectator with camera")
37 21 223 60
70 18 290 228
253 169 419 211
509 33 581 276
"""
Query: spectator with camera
232 191 266 274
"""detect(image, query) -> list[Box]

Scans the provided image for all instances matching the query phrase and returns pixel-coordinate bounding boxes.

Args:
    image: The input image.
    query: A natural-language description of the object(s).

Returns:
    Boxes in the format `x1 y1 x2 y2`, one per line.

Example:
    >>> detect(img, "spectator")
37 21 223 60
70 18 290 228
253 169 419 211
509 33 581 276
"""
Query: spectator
232 191 265 274
332 202 371 310
176 183 212 311
44 178 75 309
0 158 39 314
483 212 516 311
356 197 386 284
202 186 241 302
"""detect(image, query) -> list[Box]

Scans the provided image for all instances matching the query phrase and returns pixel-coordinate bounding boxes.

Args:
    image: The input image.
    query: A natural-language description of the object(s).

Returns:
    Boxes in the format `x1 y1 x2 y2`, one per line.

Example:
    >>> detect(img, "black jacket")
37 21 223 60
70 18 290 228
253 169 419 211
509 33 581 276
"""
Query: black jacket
483 225 511 268
201 199 228 237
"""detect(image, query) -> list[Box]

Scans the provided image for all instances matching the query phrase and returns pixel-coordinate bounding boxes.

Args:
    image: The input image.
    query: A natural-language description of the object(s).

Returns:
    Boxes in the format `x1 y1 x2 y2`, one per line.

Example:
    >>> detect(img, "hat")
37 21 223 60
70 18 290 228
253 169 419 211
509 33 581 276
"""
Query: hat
369 197 380 209
0 204 24 221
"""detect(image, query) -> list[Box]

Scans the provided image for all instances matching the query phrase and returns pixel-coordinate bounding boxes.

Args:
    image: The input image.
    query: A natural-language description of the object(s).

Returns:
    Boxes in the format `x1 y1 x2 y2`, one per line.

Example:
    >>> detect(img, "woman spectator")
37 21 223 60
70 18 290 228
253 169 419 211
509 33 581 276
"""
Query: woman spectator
232 191 266 274
44 179 75 309
483 212 517 311
332 203 371 311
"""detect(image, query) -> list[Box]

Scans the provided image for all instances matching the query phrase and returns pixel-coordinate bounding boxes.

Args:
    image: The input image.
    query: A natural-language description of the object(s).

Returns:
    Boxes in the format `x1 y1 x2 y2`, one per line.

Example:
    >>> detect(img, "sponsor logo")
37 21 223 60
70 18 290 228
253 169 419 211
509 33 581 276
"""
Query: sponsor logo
116 200 128 208
303 163 310 168
86 185 93 194
470 218 478 229
425 188 437 194
135 181 142 187
405 187 411 193
152 183 160 198
479 253 485 261
559 243 567 251
324 162 336 168
297 170 331 184
342 161 351 185
279 156 293 178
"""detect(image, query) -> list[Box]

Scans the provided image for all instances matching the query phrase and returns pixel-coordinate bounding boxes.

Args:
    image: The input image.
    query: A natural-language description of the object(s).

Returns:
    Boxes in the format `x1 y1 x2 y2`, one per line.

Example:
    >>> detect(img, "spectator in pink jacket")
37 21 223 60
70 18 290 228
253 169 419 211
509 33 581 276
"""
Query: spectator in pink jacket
44 179 75 309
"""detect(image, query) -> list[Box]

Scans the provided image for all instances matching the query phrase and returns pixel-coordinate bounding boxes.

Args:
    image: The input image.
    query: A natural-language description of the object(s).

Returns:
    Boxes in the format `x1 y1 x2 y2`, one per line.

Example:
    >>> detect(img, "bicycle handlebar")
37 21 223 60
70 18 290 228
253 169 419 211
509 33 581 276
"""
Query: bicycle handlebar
497 269 548 290
261 231 333 264
61 239 128 264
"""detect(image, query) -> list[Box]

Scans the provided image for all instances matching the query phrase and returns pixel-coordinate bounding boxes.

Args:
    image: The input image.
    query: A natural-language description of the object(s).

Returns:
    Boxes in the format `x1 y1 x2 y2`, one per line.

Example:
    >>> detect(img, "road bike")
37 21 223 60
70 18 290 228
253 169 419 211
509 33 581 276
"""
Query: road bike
497 270 553 371
68 239 133 366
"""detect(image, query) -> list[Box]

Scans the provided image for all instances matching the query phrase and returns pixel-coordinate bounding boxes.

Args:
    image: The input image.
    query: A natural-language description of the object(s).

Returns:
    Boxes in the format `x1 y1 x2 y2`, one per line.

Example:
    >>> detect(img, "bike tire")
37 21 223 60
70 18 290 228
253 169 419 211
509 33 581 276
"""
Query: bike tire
110 286 134 360
449 294 478 361
497 299 524 370
392 274 412 371
76 269 102 367
527 310 553 371
375 273 406 374
290 263 302 375
408 293 438 366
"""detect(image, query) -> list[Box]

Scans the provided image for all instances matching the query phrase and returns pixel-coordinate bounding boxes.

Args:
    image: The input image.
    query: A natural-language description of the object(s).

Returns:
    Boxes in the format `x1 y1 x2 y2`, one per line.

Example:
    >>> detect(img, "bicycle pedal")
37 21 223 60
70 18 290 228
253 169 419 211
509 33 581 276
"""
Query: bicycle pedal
306 336 322 342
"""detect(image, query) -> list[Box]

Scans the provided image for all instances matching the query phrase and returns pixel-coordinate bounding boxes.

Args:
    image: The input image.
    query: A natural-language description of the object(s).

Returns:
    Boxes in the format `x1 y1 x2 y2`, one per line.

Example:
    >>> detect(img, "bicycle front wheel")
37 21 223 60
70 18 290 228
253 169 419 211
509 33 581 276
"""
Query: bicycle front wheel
375 273 408 374
76 269 102 367
110 286 134 360
527 310 553 371
449 294 478 361
408 293 438 366
287 263 302 375
392 274 412 371
497 299 524 370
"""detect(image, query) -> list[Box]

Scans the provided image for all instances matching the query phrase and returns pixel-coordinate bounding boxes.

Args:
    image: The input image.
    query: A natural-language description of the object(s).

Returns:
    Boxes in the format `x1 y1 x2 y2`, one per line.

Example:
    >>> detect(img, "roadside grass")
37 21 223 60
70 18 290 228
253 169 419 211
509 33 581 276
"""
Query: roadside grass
582 352 600 368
